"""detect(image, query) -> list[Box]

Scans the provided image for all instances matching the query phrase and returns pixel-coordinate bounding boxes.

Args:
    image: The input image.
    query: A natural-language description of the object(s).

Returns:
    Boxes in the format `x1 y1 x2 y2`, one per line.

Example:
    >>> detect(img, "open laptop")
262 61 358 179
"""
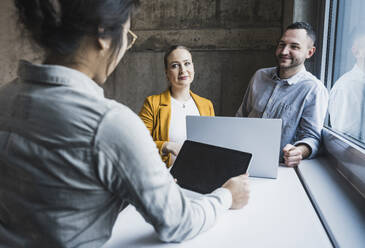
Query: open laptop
186 116 282 178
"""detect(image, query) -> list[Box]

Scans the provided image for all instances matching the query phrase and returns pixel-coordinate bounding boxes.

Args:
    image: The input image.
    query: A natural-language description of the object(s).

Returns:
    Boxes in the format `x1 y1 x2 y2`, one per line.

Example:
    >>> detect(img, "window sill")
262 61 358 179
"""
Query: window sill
322 128 365 196
297 156 365 248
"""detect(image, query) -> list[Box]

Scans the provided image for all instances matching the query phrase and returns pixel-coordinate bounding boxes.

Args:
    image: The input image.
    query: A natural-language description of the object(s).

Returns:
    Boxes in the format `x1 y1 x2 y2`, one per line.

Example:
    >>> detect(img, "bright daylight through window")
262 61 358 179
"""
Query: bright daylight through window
327 0 365 146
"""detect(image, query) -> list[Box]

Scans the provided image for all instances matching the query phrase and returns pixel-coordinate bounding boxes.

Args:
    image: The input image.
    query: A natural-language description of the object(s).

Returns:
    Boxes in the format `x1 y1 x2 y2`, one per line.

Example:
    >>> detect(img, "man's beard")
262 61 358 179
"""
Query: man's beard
276 55 304 70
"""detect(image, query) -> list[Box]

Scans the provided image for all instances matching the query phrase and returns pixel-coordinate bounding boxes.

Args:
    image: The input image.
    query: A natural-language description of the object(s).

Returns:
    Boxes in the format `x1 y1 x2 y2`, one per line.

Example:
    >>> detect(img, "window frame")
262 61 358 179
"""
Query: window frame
316 0 365 197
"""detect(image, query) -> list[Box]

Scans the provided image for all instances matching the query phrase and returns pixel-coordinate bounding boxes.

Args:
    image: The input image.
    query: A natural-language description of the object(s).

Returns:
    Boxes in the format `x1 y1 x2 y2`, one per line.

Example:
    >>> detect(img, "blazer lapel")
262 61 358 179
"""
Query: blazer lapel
191 90 205 115
157 89 171 140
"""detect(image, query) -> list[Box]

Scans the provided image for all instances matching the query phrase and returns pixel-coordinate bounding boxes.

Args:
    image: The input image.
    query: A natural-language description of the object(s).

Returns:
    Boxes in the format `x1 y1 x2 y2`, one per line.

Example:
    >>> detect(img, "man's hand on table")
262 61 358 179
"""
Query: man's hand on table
282 144 311 167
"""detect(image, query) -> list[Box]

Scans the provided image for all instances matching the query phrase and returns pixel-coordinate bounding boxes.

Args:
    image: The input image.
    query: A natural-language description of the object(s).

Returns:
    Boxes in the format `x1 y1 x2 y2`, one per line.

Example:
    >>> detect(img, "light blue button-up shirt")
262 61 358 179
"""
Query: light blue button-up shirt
0 61 232 248
236 67 328 159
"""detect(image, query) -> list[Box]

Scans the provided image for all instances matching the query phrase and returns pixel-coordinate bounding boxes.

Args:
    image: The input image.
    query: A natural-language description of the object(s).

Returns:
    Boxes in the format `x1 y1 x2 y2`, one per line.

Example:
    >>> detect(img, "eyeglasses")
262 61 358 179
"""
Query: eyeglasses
127 30 138 50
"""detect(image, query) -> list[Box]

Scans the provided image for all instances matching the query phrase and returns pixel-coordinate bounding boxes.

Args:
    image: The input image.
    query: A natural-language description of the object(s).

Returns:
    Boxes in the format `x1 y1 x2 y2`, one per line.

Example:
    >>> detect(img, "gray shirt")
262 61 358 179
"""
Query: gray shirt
0 61 232 248
236 67 328 159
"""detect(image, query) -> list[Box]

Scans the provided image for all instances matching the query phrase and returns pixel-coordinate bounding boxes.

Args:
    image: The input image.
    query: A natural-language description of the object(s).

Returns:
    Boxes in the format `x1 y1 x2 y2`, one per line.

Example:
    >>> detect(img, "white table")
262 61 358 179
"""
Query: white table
103 167 332 248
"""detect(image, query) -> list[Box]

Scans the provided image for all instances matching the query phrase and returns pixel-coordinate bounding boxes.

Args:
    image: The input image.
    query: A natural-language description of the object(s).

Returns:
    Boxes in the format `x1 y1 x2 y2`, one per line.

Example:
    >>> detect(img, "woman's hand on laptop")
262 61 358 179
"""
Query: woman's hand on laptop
162 142 182 156
222 173 250 209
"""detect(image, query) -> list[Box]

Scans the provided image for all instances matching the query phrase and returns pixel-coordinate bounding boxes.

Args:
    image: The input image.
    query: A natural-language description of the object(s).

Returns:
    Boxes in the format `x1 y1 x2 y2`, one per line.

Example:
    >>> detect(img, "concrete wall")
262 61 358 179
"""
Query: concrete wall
0 0 286 116
0 0 43 84
105 0 282 115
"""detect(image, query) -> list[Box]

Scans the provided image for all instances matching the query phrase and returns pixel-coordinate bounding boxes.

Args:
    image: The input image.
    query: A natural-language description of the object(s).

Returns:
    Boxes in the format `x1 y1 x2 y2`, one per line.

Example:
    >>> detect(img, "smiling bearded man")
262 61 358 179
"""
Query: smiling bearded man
236 22 328 167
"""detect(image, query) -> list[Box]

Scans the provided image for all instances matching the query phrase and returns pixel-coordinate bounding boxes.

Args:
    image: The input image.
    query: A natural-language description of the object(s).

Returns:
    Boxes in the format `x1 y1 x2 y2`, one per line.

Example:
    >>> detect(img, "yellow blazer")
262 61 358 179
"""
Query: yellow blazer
139 89 215 167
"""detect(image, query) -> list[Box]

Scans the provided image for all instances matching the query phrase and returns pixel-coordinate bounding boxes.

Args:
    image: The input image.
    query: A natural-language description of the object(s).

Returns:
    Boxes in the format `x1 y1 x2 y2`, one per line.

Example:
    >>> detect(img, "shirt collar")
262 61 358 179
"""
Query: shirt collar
18 60 104 97
271 66 307 85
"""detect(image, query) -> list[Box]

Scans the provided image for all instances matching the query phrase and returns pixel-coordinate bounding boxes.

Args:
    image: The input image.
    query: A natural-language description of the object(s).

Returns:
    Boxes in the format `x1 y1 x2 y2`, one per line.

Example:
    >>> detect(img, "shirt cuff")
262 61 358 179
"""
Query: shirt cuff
294 137 319 159
210 187 232 210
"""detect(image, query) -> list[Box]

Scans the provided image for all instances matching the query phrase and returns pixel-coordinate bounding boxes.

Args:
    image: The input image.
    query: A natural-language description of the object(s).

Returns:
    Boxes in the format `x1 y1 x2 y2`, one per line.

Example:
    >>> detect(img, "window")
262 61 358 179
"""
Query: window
326 0 365 146
295 3 365 246
321 0 365 197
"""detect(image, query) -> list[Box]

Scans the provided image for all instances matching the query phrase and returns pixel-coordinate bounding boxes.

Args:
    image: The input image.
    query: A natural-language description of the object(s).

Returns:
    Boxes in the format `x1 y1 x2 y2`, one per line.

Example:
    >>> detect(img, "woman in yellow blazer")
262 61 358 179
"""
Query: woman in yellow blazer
139 45 215 167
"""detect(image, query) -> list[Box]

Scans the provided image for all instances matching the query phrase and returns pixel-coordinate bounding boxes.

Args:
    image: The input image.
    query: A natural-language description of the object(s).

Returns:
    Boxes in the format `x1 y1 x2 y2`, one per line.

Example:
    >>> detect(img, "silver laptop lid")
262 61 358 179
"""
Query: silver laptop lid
186 116 282 178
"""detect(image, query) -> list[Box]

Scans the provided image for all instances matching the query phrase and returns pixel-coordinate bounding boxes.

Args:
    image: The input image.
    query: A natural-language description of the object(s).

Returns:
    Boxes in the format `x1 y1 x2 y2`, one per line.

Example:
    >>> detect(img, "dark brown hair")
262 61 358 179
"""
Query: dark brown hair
286 22 316 45
163 45 191 69
15 0 140 58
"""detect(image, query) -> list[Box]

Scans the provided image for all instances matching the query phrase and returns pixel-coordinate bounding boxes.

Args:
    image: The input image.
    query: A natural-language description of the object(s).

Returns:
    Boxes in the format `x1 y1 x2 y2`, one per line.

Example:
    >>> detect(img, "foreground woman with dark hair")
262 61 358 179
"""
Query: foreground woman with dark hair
0 1 250 247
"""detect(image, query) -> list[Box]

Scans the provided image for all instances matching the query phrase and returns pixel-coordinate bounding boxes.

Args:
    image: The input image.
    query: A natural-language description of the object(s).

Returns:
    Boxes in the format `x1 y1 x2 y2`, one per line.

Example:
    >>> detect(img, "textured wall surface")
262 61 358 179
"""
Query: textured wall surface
104 0 282 115
0 0 286 115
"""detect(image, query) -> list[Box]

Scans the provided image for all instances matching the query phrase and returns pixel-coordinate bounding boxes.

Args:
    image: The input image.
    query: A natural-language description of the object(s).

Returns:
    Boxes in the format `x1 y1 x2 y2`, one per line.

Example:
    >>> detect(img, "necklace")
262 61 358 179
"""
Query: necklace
172 97 191 109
